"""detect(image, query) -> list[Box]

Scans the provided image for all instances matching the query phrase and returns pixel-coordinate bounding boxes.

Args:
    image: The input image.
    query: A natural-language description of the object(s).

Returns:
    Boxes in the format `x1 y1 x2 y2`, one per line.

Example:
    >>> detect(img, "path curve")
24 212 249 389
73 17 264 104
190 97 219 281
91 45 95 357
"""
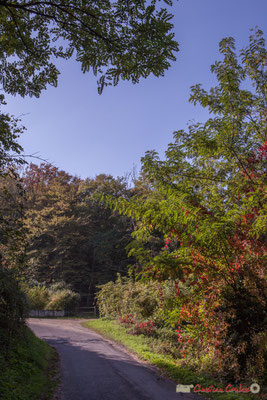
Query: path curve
28 318 199 400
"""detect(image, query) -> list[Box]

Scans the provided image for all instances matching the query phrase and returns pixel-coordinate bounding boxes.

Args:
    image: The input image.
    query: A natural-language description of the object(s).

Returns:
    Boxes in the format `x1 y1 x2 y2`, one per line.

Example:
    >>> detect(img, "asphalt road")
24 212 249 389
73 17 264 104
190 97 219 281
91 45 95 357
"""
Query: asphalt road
28 319 199 400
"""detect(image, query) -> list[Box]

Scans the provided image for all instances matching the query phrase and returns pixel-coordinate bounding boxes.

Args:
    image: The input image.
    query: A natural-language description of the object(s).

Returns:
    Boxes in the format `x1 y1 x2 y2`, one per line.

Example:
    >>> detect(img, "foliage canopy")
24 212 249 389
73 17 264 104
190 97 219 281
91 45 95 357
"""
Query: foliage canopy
101 29 267 380
0 0 178 96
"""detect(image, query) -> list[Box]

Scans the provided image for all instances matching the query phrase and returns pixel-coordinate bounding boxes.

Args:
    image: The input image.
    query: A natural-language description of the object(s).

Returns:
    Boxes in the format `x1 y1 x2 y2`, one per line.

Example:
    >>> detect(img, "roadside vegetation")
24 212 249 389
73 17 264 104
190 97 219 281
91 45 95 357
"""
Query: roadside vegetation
0 327 59 400
84 275 265 399
0 268 59 399
84 319 257 400
96 29 266 394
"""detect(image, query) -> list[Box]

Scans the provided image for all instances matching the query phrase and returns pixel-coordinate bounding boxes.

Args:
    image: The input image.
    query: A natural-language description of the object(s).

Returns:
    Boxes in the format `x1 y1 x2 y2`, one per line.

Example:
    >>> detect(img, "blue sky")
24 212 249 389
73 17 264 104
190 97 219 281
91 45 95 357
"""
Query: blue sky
4 0 267 180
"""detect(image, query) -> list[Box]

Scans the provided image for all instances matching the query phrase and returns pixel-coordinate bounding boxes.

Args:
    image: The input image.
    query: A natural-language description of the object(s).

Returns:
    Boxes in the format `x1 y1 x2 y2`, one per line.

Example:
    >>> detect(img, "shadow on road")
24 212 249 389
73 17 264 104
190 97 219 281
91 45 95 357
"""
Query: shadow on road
29 320 199 400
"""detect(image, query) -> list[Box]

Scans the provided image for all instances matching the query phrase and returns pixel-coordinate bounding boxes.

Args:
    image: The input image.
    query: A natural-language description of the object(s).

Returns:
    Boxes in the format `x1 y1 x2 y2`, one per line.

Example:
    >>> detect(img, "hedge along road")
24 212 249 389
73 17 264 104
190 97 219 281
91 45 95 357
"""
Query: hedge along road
28 319 200 400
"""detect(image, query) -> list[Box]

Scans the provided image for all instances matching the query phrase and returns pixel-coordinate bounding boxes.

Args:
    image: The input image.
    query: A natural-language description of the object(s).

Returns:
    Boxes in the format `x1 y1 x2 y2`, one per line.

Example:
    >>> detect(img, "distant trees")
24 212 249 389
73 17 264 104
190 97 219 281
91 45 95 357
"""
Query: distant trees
22 163 134 300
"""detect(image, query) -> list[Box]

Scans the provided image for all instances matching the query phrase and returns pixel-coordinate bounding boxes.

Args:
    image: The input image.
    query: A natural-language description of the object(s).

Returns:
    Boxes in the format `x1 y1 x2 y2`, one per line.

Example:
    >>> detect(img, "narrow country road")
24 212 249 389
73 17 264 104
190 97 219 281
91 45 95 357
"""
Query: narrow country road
28 319 199 400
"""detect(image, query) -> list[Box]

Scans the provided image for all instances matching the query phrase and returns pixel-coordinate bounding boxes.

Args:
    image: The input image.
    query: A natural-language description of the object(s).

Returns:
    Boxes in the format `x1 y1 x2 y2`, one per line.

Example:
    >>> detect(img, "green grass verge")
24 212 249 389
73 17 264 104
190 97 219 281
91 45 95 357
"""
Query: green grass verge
83 319 260 400
29 315 95 319
0 327 59 400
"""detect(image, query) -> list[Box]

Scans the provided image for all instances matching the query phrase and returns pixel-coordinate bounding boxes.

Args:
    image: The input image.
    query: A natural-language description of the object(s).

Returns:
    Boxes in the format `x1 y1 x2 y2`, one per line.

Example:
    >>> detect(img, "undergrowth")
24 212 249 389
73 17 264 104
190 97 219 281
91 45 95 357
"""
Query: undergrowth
83 318 265 400
0 327 59 400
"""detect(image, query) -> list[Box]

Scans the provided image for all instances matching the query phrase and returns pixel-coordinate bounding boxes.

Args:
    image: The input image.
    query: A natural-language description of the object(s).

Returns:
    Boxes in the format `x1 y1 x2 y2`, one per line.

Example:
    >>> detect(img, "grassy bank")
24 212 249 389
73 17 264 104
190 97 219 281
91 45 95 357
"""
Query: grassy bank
29 315 95 319
83 319 260 400
0 327 59 400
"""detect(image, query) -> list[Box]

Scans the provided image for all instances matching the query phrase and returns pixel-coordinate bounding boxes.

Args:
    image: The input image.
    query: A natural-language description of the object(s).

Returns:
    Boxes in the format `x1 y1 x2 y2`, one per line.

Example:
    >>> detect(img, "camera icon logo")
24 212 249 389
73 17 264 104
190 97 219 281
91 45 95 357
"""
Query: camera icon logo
176 384 194 393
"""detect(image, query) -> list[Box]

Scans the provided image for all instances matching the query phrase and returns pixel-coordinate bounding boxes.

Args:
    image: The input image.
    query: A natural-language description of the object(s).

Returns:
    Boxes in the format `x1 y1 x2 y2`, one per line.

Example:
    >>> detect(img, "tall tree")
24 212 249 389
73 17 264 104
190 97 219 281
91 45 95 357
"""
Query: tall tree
102 29 267 380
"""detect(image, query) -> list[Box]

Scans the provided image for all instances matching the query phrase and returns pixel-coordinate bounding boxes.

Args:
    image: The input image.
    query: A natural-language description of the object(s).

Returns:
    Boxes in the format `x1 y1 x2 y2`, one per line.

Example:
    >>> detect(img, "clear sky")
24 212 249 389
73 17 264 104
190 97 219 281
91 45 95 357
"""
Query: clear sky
4 0 267 180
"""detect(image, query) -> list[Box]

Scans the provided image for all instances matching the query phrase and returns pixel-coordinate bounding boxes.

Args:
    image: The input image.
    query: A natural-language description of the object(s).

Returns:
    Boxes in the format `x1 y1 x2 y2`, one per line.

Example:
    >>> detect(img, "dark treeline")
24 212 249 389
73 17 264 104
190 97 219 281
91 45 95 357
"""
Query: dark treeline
0 160 141 357
21 163 138 303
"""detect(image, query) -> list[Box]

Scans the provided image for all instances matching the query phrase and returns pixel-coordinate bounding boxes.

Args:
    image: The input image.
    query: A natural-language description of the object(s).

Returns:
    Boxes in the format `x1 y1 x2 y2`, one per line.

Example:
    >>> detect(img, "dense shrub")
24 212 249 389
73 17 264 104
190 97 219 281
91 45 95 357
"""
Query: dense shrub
132 321 155 336
96 274 159 320
46 289 80 311
96 274 267 386
0 265 28 356
23 281 80 311
25 285 50 310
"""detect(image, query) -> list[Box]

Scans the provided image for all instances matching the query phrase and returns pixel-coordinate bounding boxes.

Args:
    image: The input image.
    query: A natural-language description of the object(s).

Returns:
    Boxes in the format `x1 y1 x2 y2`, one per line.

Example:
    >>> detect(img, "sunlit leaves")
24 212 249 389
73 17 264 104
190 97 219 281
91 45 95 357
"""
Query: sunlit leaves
0 0 178 96
100 29 267 379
